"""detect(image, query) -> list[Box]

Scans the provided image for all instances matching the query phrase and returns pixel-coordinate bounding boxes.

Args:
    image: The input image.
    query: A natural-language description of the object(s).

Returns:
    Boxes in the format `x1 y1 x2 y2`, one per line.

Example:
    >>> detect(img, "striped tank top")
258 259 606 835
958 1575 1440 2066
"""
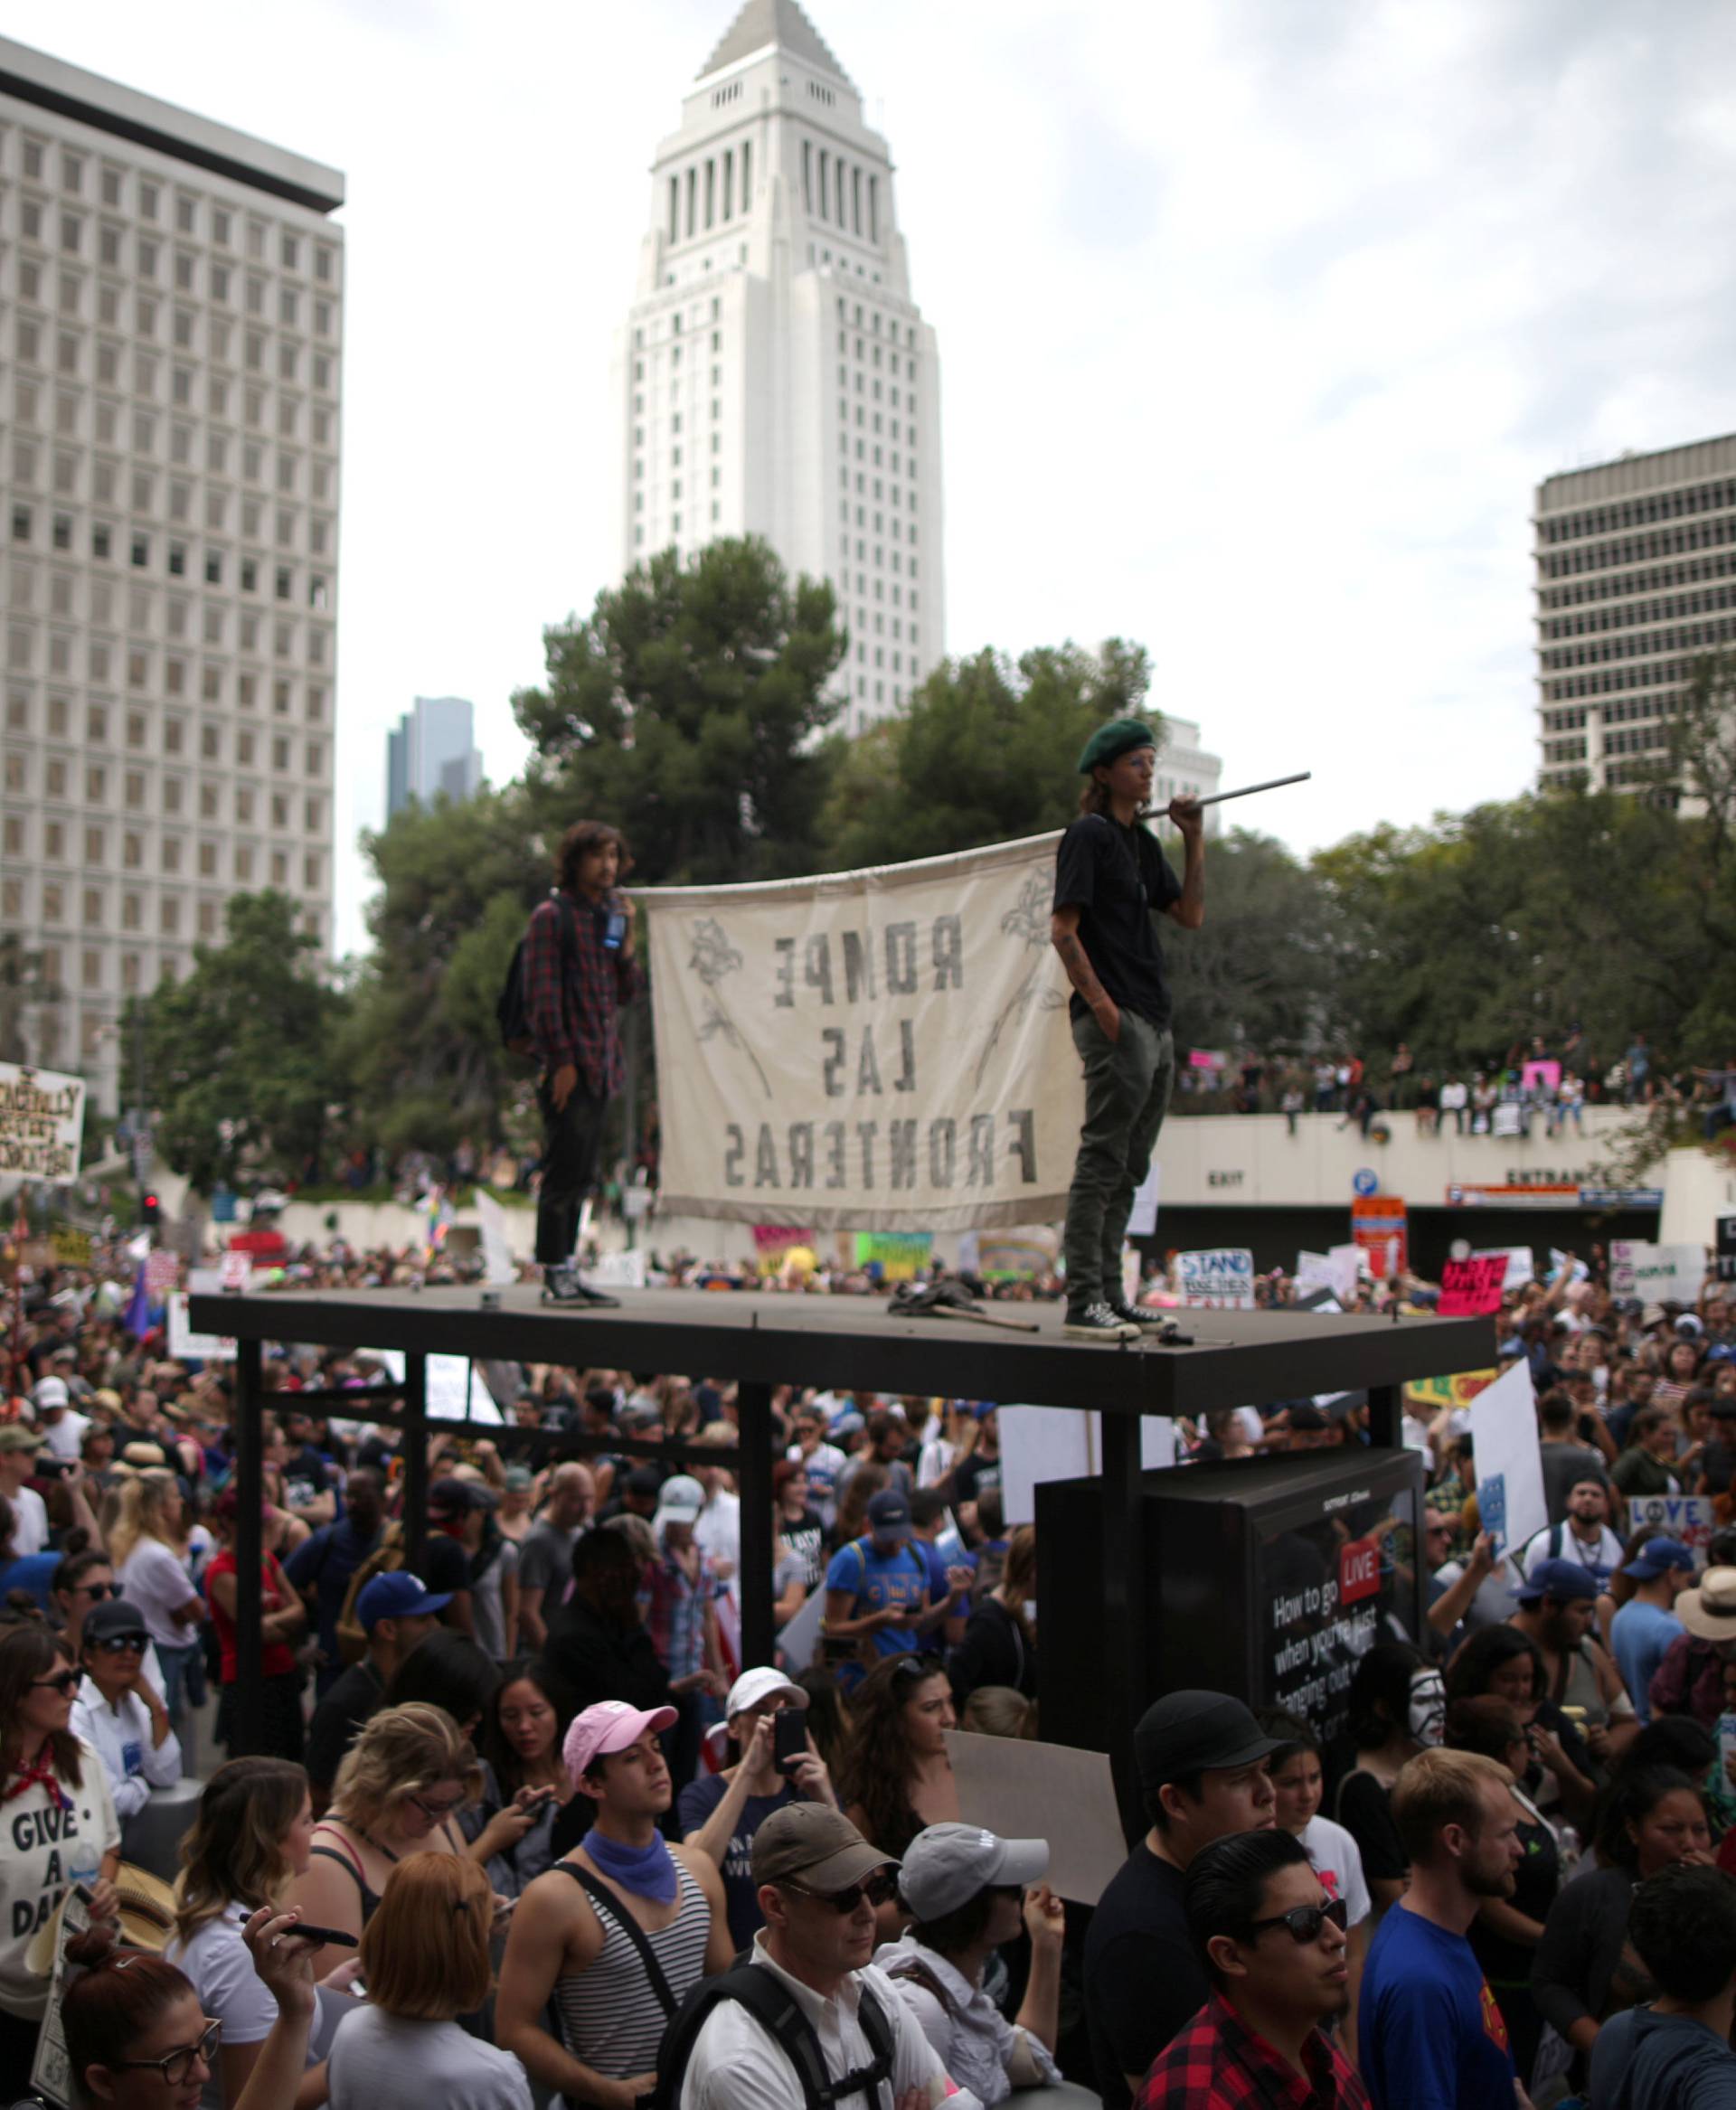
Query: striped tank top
552 1858 711 2081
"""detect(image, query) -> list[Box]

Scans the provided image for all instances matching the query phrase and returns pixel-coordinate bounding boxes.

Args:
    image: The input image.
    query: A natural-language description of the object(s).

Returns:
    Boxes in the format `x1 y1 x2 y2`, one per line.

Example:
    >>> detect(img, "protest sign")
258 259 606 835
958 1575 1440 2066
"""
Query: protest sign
776 1581 828 1672
960 1225 1060 1280
1176 1248 1256 1309
640 833 1081 1229
1628 1493 1716 1567
589 1248 648 1291
1610 1239 1707 1306
1127 1158 1161 1239
218 1248 253 1291
0 1062 85 1183
752 1224 816 1277
1439 1255 1507 1316
1469 1361 1545 1558
853 1230 933 1281
428 1353 502 1423
1719 1217 1736 1287
998 1405 1176 1526
948 1730 1128 1907
1404 1369 1498 1417
474 1189 515 1286
48 1226 91 1267
1351 1196 1407 1280
168 1268 235 1360
1297 1247 1362 1305
29 1878 90 2106
1473 1247 1534 1292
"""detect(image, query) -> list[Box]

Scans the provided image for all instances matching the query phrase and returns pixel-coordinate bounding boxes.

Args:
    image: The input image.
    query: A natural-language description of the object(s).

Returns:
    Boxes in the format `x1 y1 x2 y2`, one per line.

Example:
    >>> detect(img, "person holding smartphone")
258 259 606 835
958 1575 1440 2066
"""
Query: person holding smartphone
522 819 642 1309
679 1669 838 1951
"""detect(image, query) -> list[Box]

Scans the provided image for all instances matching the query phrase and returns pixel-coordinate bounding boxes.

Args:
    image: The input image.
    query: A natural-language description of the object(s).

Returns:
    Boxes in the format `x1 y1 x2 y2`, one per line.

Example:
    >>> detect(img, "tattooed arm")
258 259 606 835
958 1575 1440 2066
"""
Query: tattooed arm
1051 905 1119 1042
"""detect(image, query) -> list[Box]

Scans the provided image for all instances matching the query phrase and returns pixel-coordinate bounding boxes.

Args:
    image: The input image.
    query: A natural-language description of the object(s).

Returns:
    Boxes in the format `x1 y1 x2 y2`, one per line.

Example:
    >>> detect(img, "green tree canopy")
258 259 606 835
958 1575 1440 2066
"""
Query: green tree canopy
132 892 347 1192
819 639 1157 870
1164 830 1342 1057
514 536 846 885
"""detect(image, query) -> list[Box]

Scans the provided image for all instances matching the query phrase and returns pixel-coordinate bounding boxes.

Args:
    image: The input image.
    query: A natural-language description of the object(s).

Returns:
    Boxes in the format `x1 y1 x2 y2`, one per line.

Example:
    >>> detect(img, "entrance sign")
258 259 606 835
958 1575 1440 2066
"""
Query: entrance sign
639 834 1080 1229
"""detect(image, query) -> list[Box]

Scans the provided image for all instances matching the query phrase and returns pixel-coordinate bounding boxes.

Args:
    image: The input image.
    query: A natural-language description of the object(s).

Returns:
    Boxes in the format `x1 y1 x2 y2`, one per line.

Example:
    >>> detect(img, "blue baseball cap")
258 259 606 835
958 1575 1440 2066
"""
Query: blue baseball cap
1624 1539 1696 1582
355 1570 451 1630
1512 1557 1600 1605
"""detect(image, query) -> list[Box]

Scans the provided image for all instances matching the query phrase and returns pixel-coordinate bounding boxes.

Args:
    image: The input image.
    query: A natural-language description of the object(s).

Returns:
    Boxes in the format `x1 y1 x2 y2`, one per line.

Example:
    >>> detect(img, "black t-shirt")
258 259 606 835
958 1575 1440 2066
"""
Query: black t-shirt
1082 1843 1205 2110
1052 815 1183 1028
413 1533 470 1601
951 1449 1002 1511
305 1658 385 1793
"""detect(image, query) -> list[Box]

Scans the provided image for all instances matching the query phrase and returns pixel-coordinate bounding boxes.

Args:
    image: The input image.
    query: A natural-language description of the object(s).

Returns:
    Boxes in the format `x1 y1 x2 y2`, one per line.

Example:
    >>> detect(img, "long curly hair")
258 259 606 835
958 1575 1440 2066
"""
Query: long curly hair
835 1654 952 1862
556 819 633 893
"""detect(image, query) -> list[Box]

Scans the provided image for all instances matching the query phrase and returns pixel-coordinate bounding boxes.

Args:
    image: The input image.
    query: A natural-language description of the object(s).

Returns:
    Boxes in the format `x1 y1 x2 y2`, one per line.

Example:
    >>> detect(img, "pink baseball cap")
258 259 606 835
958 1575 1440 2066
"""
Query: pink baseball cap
562 1699 678 1781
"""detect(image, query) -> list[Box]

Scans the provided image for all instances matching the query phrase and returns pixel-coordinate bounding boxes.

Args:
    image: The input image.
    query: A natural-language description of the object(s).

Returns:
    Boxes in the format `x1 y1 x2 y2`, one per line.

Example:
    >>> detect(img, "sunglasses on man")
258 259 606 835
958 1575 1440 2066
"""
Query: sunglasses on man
783 1869 900 1914
1246 1896 1349 1944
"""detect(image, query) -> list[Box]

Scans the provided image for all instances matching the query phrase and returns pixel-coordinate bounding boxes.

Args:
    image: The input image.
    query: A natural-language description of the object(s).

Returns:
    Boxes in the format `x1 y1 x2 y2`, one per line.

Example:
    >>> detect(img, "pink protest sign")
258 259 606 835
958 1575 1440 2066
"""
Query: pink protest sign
1439 1255 1507 1316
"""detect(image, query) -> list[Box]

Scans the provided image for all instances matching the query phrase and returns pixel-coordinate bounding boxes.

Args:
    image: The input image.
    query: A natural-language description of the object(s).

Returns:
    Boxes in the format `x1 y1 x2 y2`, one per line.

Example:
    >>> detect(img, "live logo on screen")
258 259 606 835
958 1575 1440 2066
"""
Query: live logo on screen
1338 1538 1382 1606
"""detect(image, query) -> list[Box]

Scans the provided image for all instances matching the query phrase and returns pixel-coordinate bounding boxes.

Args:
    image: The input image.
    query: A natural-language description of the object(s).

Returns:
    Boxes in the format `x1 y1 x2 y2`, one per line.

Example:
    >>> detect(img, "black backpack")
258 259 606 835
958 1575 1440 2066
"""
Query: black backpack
496 891 577 1057
650 1957 899 2110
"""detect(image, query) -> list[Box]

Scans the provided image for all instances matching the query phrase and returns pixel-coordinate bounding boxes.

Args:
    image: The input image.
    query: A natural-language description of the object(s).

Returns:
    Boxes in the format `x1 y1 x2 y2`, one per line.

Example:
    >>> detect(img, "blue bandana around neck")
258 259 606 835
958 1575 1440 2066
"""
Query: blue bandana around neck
587 1827 679 1904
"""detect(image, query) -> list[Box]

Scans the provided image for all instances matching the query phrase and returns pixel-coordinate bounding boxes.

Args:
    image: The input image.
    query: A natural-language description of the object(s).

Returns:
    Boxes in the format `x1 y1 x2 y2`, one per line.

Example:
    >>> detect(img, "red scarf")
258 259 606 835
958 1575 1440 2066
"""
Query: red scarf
4 1747 71 1810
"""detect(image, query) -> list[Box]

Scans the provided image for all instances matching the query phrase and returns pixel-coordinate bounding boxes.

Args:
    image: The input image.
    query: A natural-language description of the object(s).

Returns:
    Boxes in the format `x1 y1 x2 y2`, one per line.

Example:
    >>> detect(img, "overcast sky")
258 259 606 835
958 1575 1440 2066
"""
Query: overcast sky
13 0 1736 956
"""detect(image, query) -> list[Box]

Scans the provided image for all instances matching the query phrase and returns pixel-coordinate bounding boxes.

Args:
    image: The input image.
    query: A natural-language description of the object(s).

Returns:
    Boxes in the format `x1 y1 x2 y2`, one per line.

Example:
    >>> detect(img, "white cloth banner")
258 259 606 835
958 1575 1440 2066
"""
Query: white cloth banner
0 1061 85 1182
640 833 1082 1229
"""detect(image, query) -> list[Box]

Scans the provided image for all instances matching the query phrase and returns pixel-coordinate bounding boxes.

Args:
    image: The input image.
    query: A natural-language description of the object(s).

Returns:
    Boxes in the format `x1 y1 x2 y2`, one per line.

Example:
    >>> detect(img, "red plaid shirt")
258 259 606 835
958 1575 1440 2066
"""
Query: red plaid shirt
524 890 642 1097
1137 1992 1369 2110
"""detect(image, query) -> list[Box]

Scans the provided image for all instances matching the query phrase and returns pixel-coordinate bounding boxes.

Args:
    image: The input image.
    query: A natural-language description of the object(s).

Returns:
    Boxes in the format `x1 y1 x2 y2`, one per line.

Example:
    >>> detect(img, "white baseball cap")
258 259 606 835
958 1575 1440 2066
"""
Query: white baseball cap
726 1667 807 1722
653 1474 705 1530
32 1377 70 1411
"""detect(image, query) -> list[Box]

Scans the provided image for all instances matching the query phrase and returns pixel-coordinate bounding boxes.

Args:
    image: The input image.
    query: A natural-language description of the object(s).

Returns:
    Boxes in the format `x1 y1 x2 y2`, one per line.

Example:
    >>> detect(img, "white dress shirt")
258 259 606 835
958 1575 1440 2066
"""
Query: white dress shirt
682 1933 971 2110
873 1936 1059 2106
71 1674 183 1819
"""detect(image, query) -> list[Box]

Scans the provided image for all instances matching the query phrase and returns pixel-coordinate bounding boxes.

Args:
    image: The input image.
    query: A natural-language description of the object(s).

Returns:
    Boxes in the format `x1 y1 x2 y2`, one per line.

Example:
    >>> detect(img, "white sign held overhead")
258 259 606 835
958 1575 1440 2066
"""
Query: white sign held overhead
1610 1240 1707 1307
1469 1360 1546 1559
1474 1247 1535 1293
0 1061 85 1184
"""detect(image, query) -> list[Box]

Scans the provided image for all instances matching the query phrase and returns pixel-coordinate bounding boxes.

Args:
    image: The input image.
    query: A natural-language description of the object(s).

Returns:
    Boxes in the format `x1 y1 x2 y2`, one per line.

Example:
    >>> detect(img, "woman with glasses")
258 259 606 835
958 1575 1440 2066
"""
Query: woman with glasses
108 1474 207 1760
287 1704 487 1948
875 1823 1065 2105
164 1757 339 2108
326 1852 531 2110
0 1622 121 2076
52 1550 143 1667
71 1596 183 1822
63 1903 321 2110
836 1653 960 1868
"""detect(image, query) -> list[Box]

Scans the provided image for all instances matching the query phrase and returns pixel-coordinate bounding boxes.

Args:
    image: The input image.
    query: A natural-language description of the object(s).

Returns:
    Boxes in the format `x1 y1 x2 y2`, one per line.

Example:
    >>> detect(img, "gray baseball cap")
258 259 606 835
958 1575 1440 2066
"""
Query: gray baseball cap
899 1823 1049 1921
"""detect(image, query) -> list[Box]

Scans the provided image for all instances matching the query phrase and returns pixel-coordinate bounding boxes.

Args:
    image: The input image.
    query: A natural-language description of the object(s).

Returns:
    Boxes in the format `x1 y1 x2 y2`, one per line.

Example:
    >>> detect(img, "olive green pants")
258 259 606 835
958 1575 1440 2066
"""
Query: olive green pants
1062 1008 1175 1307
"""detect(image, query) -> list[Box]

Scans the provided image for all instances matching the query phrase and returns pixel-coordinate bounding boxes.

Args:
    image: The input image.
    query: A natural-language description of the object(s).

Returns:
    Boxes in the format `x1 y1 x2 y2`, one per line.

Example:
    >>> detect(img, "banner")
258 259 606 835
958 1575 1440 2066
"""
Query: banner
1404 1369 1498 1415
751 1225 817 1278
1176 1247 1255 1309
640 834 1080 1229
0 1062 84 1183
1628 1493 1715 1568
1439 1255 1507 1316
1611 1239 1707 1306
854 1230 933 1281
958 1225 1060 1281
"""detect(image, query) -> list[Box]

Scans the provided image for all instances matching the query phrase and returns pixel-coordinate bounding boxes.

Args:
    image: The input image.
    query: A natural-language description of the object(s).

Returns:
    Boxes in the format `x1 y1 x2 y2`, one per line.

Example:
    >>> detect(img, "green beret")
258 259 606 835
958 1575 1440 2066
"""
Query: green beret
1078 717 1159 774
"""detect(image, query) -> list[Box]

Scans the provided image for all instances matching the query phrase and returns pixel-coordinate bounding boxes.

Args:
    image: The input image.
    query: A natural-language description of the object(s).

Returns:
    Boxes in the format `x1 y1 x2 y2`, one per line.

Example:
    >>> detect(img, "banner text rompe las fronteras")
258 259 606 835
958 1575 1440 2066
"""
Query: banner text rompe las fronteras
638 834 1086 1230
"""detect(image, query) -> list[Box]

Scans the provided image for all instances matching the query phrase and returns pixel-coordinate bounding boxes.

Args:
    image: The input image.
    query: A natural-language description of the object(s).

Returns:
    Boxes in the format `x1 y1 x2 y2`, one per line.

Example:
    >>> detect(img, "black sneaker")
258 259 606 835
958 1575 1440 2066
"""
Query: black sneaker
1063 1301 1141 1341
1112 1302 1178 1337
541 1267 620 1309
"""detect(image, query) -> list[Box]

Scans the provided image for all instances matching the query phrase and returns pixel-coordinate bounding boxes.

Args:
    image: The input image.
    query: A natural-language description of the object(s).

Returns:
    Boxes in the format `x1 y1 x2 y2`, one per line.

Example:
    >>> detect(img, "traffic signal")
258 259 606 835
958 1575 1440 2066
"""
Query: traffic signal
142 1192 160 1227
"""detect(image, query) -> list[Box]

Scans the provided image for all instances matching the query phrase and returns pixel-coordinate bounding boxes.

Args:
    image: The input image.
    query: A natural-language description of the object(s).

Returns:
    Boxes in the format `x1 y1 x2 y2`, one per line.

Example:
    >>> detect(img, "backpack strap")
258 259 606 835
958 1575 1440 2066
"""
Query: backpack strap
694 1964 895 2110
554 1861 679 2020
882 1954 956 2020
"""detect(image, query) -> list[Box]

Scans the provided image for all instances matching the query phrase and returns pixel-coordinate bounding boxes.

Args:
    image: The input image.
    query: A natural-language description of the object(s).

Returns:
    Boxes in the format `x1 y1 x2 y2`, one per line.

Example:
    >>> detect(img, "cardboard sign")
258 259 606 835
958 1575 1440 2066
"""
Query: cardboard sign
1629 1493 1716 1568
1176 1247 1255 1309
0 1060 85 1184
947 1730 1129 1906
1439 1255 1507 1316
29 1877 90 2105
168 1268 236 1360
1611 1239 1707 1306
1474 1247 1535 1292
1469 1361 1545 1558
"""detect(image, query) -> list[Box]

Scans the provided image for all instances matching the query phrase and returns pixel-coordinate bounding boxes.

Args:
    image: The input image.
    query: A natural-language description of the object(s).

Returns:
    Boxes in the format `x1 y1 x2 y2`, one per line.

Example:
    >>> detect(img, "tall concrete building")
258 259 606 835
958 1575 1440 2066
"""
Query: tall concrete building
1534 434 1736 795
385 694 482 822
613 0 944 733
0 37 344 1113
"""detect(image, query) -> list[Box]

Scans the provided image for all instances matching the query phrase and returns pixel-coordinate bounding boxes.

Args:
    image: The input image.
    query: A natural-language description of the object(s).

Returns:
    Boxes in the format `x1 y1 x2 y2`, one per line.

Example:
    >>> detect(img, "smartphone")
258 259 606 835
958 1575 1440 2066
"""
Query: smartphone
773 1710 807 1772
283 1923 359 1948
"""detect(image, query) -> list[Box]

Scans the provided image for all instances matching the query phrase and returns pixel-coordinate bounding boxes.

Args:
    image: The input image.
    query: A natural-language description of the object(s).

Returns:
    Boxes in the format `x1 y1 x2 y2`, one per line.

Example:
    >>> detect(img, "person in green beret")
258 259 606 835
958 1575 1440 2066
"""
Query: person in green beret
1051 717 1205 1338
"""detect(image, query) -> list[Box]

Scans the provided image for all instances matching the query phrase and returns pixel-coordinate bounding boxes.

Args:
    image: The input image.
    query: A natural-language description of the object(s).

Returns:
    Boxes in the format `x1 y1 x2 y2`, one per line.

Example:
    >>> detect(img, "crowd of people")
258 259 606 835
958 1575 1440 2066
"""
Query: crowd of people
4 1221 1736 2106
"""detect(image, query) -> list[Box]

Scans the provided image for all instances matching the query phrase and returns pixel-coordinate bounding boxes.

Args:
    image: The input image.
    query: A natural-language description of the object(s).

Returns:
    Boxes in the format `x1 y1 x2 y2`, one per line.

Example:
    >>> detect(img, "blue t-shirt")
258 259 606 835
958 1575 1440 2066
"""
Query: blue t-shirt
284 1516 382 1666
1360 1901 1514 2110
0 1552 61 1612
676 1773 797 1951
824 1536 934 1684
1611 1600 1685 1725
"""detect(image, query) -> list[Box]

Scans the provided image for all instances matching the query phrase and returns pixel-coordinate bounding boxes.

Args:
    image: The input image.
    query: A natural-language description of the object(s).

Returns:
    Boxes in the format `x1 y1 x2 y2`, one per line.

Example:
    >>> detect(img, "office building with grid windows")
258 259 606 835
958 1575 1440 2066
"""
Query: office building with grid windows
1534 434 1736 796
613 0 944 733
0 36 344 1113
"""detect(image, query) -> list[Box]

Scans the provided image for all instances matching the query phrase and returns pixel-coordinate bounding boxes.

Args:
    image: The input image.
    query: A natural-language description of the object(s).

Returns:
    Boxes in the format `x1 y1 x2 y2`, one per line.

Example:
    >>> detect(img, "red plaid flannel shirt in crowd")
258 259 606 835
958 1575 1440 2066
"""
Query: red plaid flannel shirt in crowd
1137 1992 1369 2110
524 890 643 1098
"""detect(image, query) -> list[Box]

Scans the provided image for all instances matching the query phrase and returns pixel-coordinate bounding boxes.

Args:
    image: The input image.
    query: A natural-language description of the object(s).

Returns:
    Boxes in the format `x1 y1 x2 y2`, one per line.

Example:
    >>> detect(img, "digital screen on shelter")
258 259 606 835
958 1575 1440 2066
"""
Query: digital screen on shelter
1260 1481 1420 1749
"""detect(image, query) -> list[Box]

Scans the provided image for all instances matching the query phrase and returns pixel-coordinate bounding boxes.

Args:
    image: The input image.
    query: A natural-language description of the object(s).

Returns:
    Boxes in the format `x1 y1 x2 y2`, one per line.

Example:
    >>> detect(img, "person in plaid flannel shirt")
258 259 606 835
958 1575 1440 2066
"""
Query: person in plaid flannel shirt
1138 1829 1368 2110
524 819 643 1305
